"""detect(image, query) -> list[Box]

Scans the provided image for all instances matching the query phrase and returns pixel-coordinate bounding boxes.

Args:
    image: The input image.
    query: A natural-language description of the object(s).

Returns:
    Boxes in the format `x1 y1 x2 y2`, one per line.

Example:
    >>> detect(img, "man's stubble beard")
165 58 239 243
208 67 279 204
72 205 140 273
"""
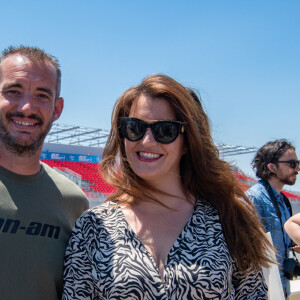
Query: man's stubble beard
278 173 298 186
0 114 53 157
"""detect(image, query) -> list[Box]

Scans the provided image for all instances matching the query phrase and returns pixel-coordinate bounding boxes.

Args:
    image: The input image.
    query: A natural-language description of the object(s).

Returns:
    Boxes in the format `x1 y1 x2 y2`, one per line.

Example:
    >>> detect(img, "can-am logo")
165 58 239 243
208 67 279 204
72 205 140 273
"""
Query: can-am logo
0 218 60 239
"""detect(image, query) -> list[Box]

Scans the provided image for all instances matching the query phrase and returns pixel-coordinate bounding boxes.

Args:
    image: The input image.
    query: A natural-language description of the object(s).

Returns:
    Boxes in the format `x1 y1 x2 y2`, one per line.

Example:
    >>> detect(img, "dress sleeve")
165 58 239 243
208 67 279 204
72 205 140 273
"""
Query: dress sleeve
232 261 268 300
63 212 98 300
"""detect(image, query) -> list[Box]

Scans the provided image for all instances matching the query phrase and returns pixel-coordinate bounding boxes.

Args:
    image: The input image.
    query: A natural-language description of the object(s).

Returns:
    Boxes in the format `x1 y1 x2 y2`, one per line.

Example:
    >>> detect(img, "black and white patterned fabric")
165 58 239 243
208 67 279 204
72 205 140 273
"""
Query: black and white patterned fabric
63 200 267 299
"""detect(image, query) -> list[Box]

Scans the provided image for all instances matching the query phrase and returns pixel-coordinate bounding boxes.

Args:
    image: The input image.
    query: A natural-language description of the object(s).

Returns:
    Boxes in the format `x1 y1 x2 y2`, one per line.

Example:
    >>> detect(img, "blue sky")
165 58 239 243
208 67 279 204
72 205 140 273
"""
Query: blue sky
1 0 300 191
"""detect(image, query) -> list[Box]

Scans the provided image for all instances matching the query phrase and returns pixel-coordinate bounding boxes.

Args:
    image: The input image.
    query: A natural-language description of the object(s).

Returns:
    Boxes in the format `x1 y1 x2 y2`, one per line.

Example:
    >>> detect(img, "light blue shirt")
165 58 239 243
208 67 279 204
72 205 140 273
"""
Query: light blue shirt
246 180 291 292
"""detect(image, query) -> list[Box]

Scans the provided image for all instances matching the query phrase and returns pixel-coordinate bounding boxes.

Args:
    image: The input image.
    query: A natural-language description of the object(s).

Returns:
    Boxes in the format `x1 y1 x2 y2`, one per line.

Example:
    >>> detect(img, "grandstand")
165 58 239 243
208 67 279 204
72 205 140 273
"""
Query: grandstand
42 123 300 207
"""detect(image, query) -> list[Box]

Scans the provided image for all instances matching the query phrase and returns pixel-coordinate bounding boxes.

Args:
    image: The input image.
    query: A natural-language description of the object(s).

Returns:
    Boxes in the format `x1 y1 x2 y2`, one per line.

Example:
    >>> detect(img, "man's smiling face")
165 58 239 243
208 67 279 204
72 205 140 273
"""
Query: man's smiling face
0 54 63 155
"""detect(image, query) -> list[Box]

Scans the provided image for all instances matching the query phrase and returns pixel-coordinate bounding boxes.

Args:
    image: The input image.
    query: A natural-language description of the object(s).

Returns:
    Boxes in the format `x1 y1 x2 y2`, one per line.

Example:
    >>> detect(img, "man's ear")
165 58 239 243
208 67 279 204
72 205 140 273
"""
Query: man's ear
53 97 64 122
267 163 277 174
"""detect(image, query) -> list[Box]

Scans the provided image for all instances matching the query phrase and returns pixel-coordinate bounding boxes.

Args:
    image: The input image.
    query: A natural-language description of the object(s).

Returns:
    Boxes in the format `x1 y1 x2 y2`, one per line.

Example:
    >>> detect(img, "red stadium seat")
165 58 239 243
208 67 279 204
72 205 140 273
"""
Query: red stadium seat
41 160 116 196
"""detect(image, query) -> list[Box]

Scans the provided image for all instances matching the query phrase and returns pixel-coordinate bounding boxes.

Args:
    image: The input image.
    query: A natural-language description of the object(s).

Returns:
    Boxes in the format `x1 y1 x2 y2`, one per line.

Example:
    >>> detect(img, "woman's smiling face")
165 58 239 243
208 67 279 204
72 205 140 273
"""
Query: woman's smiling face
124 94 185 184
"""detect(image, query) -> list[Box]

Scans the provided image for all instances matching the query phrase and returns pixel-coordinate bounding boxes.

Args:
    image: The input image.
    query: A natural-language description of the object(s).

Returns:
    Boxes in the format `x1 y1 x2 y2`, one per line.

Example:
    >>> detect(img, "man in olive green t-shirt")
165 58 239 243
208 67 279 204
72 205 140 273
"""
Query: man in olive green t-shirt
0 46 89 300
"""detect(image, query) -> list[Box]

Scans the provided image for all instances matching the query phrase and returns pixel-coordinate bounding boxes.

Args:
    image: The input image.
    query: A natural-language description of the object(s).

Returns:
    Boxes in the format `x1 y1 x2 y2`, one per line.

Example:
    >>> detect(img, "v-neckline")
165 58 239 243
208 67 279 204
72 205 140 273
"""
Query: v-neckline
119 201 198 282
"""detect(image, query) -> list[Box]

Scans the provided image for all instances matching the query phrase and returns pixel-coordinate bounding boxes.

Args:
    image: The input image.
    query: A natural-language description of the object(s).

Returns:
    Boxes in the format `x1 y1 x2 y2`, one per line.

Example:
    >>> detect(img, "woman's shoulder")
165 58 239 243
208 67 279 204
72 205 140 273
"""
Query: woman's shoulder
77 201 121 224
195 199 219 216
192 199 221 228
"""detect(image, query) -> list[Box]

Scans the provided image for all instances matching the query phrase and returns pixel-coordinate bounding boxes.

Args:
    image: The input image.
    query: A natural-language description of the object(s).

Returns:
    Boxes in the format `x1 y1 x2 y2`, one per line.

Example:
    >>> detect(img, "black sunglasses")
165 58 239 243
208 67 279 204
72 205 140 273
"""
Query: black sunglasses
120 117 185 144
276 160 300 169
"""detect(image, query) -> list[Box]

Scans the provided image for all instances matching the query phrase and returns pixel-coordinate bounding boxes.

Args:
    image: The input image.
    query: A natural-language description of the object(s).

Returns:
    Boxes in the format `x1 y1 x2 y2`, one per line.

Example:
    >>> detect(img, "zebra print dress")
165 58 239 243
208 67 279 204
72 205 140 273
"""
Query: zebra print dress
63 201 268 299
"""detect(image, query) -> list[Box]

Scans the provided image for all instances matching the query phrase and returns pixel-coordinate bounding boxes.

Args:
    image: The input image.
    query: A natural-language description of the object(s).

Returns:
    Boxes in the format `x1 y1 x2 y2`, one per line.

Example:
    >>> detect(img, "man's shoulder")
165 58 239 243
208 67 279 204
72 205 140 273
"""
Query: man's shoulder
246 181 269 202
42 162 89 206
42 162 79 186
43 161 77 180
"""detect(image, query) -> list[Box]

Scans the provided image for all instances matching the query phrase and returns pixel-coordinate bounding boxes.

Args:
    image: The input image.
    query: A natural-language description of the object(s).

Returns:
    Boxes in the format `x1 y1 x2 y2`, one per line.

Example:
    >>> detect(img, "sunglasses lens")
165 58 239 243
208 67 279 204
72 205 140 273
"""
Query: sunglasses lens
121 118 182 144
121 118 146 141
291 161 300 168
152 122 180 144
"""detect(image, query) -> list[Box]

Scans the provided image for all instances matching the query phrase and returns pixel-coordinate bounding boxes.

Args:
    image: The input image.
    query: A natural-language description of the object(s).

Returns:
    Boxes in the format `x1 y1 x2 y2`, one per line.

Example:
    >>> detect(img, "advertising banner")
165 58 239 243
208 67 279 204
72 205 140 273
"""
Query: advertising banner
41 151 102 163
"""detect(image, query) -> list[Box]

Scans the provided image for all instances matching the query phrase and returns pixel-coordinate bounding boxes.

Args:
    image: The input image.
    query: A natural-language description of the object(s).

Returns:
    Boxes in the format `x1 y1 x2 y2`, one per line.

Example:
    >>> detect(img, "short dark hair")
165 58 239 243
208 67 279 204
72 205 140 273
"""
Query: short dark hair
252 139 295 180
0 45 61 99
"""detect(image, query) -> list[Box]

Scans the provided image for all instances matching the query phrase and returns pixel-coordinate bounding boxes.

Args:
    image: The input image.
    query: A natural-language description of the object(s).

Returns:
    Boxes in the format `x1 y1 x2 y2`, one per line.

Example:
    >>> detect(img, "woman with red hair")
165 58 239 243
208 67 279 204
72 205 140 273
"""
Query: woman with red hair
63 74 272 299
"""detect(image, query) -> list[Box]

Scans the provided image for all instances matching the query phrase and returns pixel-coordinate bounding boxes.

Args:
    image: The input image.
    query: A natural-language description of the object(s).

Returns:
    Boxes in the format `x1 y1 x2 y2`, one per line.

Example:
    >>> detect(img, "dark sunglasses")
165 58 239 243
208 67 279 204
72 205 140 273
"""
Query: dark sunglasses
276 160 300 169
120 117 185 144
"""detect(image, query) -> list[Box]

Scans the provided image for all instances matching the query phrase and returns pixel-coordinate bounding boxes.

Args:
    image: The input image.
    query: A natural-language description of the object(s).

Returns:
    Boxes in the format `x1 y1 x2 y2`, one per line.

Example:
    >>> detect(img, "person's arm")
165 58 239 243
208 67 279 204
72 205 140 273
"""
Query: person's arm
63 212 97 300
284 213 300 247
232 262 268 299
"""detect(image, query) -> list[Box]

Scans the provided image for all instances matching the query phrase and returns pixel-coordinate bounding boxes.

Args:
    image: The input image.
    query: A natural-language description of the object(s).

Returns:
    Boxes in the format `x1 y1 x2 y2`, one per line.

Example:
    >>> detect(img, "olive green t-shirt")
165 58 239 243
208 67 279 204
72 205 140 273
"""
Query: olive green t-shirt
0 162 89 300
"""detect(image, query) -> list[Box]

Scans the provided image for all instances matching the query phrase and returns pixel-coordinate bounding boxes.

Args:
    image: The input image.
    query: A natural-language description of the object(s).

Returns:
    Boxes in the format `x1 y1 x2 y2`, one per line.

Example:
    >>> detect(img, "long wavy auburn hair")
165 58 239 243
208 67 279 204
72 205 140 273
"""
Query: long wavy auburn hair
101 74 274 272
